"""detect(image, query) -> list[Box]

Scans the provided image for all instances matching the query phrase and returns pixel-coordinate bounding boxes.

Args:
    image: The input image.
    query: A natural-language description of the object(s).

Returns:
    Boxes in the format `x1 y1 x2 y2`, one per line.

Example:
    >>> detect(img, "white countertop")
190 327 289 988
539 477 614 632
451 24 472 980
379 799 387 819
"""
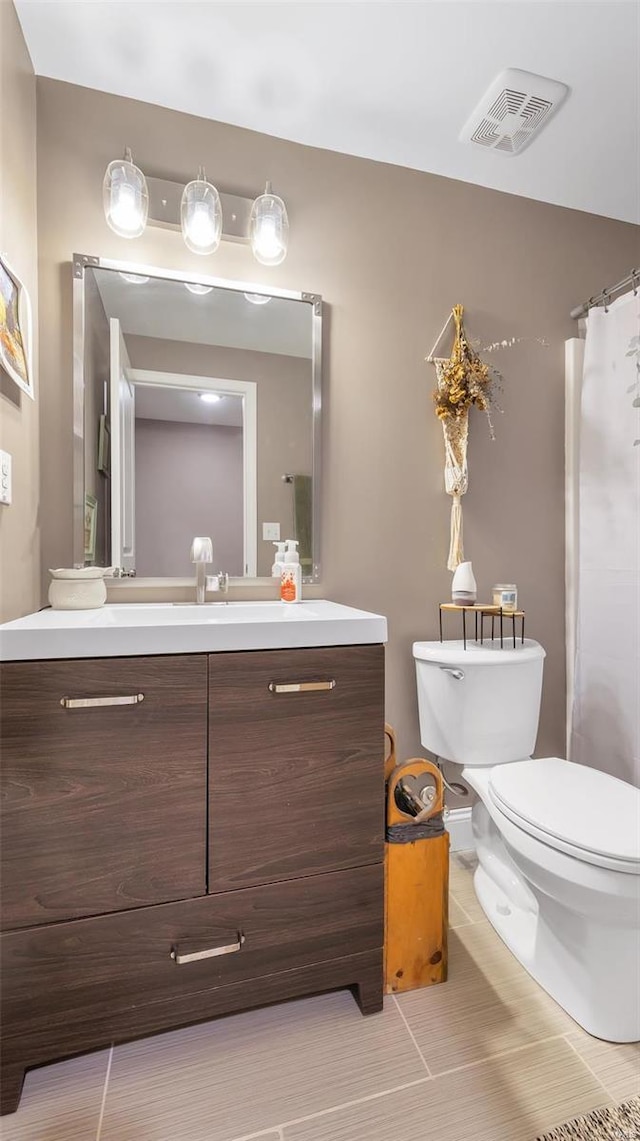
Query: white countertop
0 601 388 661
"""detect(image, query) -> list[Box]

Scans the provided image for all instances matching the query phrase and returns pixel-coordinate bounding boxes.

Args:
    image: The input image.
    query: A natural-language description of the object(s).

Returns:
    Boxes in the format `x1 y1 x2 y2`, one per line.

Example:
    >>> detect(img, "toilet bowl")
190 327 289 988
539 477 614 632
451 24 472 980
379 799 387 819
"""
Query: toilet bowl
413 638 640 1042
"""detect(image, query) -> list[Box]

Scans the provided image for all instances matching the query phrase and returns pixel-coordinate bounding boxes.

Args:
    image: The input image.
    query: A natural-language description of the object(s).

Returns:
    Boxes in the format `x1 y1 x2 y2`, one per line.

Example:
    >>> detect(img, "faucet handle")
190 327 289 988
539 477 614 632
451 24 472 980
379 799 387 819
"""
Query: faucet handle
206 572 229 594
190 537 213 563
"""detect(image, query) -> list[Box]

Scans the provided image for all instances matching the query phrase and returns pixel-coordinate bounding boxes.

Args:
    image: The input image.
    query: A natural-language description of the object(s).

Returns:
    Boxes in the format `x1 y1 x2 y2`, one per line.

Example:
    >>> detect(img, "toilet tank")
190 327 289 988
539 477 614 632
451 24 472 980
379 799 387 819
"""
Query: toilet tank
413 639 545 766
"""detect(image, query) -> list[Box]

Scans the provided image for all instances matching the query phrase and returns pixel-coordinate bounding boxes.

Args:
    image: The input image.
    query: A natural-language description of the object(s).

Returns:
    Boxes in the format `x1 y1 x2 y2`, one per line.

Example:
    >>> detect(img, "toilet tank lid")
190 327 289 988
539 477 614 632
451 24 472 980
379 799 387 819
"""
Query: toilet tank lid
412 639 545 665
490 758 640 864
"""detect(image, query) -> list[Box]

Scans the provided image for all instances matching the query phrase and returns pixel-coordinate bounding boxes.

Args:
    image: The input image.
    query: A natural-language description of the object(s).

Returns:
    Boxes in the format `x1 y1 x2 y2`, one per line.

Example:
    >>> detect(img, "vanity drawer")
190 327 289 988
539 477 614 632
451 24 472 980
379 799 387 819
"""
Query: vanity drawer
208 644 385 891
0 656 208 930
1 864 383 1053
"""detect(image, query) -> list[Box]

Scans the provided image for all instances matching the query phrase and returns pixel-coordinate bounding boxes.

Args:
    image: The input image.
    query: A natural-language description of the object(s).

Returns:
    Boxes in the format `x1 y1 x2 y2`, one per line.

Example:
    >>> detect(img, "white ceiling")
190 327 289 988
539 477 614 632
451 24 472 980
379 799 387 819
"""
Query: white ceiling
134 384 244 428
16 0 640 223
93 268 313 357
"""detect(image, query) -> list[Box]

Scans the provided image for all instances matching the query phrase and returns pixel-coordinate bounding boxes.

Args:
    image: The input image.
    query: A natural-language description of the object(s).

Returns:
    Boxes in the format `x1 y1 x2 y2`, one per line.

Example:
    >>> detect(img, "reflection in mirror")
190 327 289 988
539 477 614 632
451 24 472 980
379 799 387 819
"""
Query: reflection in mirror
76 261 321 580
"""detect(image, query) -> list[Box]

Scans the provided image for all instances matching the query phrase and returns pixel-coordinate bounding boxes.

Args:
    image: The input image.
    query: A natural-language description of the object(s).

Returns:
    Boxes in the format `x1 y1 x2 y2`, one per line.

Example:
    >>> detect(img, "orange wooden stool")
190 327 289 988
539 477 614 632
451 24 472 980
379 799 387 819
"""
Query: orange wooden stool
384 755 449 994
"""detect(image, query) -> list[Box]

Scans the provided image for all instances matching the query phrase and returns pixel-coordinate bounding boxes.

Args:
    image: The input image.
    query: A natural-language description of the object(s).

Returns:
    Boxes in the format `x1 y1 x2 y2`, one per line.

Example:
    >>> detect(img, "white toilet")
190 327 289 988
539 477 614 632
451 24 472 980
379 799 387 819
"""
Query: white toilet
413 637 640 1043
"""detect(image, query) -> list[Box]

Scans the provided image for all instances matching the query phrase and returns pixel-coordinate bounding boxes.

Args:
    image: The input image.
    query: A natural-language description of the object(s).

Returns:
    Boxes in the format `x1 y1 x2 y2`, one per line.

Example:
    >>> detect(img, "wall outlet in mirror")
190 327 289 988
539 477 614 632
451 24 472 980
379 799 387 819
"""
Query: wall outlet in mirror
262 522 280 541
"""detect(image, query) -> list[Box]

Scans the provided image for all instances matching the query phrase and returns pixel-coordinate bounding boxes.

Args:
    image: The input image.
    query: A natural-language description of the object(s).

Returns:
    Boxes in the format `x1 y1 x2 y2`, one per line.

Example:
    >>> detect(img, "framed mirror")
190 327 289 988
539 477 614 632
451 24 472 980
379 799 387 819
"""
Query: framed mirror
72 255 322 583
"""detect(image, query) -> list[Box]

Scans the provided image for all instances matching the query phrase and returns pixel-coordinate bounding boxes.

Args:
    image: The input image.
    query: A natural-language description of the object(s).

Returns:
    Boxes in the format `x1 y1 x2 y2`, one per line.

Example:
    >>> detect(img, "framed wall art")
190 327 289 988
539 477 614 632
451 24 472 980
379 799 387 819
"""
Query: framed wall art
0 253 34 399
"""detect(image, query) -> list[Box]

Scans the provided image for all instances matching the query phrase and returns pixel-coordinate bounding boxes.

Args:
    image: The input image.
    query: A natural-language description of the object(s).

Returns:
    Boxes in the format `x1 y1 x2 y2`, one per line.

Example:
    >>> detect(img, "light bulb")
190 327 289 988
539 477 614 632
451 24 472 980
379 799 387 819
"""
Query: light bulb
199 393 221 403
249 182 289 266
181 168 222 255
103 148 148 239
185 282 213 295
244 292 272 305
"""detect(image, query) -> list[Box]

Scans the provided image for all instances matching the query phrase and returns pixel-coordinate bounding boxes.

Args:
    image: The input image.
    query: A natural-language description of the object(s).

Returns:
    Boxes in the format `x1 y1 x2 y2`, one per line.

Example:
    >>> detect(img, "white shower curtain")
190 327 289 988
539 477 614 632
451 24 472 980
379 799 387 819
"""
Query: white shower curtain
570 289 640 787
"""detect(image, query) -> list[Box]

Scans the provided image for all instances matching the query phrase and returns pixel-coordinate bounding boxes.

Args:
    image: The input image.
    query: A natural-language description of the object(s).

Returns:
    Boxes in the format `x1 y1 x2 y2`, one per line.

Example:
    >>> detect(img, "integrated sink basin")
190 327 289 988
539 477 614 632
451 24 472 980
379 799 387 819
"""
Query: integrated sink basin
0 601 388 661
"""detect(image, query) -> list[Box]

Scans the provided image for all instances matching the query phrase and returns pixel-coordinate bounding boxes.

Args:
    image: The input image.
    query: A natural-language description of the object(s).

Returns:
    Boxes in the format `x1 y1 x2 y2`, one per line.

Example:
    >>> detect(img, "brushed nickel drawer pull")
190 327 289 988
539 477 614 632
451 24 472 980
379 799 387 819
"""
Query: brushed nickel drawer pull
60 693 145 709
268 680 336 694
171 934 245 964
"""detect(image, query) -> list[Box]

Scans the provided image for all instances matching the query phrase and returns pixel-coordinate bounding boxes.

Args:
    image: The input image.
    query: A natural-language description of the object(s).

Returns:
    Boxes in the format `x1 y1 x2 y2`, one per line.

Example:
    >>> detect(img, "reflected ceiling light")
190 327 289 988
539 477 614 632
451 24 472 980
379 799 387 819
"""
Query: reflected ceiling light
184 282 214 295
199 393 222 403
244 292 272 305
249 181 289 266
181 167 223 255
103 148 148 238
119 272 149 284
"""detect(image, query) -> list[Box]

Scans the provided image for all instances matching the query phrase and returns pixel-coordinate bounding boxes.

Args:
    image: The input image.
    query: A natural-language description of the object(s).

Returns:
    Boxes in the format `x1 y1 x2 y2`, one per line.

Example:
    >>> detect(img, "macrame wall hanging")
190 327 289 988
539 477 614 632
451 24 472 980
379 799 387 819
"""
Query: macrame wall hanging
426 306 548 571
427 305 496 572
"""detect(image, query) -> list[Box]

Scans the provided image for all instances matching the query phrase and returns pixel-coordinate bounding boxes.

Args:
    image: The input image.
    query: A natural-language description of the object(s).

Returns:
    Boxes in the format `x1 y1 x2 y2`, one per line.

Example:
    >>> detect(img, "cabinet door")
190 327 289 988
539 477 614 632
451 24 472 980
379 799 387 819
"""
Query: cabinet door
208 645 384 892
1 656 207 929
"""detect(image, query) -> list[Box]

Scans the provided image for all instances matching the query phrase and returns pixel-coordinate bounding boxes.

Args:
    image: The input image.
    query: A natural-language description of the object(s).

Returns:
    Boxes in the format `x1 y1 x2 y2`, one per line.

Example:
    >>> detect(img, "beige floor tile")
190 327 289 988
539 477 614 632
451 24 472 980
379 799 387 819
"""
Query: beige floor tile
448 894 472 928
282 1038 609 1141
397 920 577 1073
566 1030 640 1103
99 991 427 1141
449 851 486 923
0 1051 109 1141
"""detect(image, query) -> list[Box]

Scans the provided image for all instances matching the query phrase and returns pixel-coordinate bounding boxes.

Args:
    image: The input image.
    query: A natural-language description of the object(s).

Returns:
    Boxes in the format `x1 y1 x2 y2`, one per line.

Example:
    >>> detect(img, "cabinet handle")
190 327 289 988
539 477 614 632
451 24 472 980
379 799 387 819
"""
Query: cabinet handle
268 680 336 694
171 934 245 964
60 694 145 709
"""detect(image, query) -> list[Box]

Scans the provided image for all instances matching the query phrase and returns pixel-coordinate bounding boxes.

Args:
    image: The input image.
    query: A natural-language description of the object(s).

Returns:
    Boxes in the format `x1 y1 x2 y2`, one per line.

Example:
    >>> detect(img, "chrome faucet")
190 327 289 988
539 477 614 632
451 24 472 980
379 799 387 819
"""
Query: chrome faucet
190 539 229 603
190 537 213 604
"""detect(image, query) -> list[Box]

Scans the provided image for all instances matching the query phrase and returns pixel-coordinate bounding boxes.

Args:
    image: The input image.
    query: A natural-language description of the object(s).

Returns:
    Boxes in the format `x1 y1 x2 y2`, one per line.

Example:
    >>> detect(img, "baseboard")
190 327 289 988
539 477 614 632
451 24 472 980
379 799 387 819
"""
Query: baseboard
446 807 475 852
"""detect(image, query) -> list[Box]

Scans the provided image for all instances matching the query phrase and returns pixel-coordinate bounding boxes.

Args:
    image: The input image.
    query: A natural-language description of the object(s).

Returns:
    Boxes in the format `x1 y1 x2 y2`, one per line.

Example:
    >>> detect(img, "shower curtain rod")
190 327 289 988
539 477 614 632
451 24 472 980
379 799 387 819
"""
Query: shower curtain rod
570 267 639 320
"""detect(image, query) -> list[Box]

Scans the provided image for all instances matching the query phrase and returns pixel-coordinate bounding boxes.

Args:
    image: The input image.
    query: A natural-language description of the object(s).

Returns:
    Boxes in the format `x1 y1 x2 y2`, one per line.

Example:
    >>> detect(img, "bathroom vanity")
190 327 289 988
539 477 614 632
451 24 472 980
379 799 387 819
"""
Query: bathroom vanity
0 601 386 1114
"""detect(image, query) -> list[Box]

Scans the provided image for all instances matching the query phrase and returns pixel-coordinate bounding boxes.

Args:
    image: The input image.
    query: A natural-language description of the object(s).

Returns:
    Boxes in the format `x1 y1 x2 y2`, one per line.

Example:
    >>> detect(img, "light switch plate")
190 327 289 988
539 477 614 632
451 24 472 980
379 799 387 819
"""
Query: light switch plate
0 450 11 505
262 522 280 541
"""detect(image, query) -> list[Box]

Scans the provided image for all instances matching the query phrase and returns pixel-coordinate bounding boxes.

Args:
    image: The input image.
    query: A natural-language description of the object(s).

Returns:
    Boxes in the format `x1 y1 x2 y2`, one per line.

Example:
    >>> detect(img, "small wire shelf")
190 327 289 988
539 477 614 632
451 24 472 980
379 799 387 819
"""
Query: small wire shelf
439 603 525 650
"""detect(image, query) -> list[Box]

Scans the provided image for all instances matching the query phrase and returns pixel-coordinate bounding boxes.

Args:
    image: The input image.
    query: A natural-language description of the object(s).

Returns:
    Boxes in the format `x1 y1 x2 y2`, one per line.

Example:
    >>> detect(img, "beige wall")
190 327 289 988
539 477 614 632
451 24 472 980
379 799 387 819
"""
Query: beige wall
0 2 39 621
35 78 638 767
125 336 312 575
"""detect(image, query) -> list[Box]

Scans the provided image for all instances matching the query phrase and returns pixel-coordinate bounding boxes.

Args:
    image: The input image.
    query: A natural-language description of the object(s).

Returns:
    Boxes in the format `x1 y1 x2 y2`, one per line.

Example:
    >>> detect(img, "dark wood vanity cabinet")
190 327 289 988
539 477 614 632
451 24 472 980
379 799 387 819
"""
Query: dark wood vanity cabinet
0 644 385 1115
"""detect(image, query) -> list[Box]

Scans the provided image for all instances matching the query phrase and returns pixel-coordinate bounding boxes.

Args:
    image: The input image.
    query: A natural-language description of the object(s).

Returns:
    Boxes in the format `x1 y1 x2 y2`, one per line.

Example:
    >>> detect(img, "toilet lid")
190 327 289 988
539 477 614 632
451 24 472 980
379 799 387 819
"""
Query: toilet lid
489 757 640 868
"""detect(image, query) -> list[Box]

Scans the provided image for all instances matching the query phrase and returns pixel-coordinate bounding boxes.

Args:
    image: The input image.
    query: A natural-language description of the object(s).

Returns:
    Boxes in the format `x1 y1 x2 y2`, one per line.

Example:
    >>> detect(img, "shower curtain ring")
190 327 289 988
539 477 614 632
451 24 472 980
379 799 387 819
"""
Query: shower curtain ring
632 270 639 297
602 289 610 313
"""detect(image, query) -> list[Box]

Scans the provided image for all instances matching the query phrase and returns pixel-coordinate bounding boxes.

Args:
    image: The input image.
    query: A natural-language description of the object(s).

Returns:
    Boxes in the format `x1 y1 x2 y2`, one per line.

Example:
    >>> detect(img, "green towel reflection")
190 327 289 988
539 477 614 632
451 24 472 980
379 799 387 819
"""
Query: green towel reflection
292 475 313 572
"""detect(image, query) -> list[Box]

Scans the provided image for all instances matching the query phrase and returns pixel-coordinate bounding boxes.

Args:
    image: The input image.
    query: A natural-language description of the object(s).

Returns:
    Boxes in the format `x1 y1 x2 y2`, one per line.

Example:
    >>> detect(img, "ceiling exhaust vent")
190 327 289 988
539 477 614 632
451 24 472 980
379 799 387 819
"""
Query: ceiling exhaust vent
460 68 569 156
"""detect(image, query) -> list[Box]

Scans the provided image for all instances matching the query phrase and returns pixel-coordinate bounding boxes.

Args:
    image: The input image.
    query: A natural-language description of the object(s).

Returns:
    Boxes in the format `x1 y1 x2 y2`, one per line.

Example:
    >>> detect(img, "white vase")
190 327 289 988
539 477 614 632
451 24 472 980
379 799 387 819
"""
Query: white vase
451 561 477 604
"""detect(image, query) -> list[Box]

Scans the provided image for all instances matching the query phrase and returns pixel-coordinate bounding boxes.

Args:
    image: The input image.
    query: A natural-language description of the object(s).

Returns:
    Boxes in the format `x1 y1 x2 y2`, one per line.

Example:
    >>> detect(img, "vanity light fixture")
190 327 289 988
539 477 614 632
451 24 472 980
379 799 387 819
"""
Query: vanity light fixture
106 161 290 261
184 282 214 295
249 182 289 266
244 292 272 305
103 148 149 238
181 167 223 255
199 393 221 404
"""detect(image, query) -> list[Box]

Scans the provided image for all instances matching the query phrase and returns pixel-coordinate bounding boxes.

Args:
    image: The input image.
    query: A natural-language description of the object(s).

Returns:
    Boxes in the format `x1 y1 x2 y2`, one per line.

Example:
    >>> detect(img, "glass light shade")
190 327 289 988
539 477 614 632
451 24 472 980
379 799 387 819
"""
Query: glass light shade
184 282 214 295
244 292 272 305
249 183 289 266
181 170 222 255
103 149 148 238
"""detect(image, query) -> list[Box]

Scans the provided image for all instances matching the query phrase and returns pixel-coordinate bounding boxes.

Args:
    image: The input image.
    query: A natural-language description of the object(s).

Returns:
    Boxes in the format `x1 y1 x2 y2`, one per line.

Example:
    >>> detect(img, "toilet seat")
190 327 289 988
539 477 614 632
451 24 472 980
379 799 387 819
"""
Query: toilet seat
488 757 640 874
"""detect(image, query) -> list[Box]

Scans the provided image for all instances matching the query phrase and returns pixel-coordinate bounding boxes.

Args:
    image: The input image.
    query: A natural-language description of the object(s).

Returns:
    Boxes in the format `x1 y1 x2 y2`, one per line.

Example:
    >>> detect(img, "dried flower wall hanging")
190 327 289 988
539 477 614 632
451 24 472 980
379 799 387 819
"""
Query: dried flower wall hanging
427 305 547 570
429 305 502 571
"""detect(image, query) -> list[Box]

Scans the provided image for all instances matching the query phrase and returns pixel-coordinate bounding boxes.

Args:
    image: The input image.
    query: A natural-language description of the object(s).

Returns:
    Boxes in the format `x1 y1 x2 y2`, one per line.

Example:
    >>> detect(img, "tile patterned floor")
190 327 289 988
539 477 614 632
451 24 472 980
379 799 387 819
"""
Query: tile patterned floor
2 853 637 1141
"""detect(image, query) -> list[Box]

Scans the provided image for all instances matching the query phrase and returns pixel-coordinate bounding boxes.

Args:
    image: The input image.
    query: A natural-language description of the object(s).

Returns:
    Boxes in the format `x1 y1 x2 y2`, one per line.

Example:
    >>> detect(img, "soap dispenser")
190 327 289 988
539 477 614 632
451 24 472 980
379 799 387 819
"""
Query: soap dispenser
271 541 286 578
280 540 302 604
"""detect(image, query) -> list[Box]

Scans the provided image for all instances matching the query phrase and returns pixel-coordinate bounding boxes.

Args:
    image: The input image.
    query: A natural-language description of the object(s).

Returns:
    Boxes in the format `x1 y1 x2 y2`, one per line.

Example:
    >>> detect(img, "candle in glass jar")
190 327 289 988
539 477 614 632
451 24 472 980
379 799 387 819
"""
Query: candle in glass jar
492 584 518 612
